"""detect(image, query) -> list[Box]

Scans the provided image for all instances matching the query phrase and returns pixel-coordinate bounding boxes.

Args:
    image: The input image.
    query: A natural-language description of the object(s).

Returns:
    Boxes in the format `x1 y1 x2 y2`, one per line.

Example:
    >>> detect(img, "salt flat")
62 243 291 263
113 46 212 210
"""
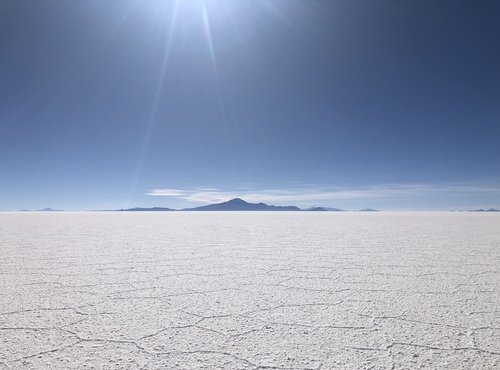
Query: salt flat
0 212 499 369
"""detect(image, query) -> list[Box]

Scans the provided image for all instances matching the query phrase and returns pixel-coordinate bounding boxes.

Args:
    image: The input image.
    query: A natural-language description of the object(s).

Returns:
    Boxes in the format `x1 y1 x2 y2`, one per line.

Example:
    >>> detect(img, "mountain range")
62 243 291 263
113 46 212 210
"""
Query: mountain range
113 198 379 212
469 208 500 212
15 202 500 212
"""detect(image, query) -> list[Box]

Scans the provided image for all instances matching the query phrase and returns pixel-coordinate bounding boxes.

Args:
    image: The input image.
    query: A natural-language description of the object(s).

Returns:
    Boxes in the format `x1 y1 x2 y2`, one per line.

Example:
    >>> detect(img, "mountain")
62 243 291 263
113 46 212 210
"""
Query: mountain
359 208 379 212
37 208 61 212
305 206 346 211
115 207 174 212
470 208 500 212
306 207 328 211
183 198 301 211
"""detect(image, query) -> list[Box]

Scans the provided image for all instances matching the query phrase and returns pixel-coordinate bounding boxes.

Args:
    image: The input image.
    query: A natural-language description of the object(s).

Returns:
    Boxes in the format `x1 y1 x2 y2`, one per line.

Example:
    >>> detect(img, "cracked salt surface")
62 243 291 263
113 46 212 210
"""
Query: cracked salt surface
0 212 499 369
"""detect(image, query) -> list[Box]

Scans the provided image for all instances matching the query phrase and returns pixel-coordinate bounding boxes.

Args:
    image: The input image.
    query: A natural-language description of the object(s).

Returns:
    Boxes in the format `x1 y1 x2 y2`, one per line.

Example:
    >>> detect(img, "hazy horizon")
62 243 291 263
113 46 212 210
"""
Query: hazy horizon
3 195 500 213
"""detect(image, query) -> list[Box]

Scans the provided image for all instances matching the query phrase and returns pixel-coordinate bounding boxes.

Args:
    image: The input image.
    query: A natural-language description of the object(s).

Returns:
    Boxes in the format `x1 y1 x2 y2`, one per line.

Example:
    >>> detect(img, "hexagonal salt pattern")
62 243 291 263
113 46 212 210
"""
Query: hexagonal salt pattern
1 212 499 369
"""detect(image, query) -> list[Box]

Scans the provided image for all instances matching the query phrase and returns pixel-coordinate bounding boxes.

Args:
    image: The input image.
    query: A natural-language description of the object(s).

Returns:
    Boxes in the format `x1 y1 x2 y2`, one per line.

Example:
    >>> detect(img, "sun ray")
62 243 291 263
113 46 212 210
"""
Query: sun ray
201 2 219 77
127 0 180 206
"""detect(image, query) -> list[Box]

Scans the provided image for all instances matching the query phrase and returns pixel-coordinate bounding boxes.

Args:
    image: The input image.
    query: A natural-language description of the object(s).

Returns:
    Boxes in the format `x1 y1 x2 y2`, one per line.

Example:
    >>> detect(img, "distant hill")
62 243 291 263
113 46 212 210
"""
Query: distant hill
306 206 345 211
470 208 500 212
306 207 328 211
115 207 175 212
183 198 301 211
359 208 379 212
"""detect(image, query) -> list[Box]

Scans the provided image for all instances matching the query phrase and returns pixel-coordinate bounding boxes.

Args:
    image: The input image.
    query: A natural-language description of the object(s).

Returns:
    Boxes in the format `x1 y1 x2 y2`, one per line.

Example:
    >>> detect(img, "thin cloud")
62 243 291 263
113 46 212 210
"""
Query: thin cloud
146 184 500 205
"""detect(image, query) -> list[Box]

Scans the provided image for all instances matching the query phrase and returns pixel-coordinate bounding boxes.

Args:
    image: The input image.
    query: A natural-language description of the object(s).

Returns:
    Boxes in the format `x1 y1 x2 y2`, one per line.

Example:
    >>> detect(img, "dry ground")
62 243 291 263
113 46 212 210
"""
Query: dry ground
1 212 499 369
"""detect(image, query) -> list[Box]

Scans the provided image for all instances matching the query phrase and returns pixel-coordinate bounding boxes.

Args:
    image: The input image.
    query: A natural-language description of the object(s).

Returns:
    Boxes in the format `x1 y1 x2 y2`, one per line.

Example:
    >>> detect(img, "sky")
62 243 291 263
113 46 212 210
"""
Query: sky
1 0 499 211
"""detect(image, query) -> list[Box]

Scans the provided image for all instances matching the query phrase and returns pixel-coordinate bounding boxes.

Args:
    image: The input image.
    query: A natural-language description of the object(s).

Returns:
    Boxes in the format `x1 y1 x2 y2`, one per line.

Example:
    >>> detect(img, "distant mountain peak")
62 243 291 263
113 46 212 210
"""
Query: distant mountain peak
226 198 248 204
183 198 301 211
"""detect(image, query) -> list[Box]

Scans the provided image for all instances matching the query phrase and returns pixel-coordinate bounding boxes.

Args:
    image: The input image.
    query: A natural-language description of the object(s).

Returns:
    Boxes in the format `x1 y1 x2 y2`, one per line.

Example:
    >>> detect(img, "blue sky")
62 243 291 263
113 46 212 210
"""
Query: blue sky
1 0 499 210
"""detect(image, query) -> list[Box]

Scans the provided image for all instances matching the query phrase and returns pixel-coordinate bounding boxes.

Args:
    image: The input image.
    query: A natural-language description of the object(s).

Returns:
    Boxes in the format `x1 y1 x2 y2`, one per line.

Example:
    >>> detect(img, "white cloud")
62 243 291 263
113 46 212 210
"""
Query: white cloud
146 183 500 205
